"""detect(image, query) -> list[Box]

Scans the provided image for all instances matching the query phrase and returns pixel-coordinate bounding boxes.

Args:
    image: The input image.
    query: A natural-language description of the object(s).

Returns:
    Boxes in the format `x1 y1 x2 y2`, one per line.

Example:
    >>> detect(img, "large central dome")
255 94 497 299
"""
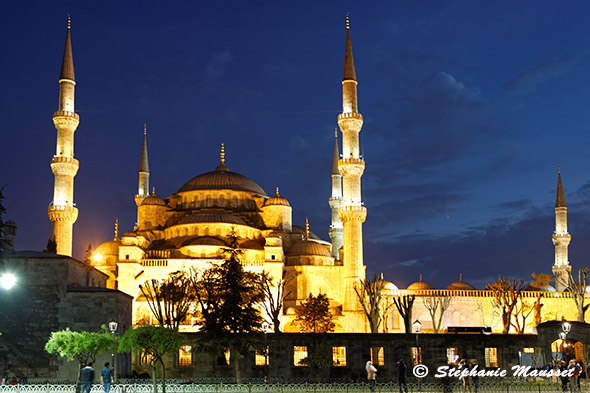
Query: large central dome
177 164 268 196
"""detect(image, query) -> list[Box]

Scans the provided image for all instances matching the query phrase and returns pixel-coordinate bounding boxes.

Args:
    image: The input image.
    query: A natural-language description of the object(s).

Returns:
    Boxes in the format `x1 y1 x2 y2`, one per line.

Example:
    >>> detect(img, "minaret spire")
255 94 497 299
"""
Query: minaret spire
114 218 119 240
552 165 571 291
329 128 343 259
337 18 367 329
48 17 80 256
135 124 150 211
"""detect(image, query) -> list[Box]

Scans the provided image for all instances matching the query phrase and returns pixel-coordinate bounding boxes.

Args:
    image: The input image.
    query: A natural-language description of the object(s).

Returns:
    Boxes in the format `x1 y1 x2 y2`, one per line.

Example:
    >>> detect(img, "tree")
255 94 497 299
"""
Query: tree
485 276 524 334
45 326 116 392
83 244 93 264
44 238 57 254
192 231 265 384
511 297 533 334
139 270 195 329
299 340 333 383
423 295 451 333
564 268 590 322
354 274 386 333
0 186 9 257
118 325 181 393
294 293 335 333
392 294 415 333
258 272 290 333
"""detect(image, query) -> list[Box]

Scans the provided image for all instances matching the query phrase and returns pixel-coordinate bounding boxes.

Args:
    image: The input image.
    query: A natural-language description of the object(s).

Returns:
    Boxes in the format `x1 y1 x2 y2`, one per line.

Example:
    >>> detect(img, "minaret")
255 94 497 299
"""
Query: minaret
329 129 344 259
337 16 367 324
552 165 571 291
48 15 79 257
135 124 150 207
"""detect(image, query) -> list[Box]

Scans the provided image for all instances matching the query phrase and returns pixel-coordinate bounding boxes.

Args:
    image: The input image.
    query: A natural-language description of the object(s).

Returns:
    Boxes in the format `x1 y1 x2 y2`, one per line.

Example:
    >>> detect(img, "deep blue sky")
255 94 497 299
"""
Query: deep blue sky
3 1 590 289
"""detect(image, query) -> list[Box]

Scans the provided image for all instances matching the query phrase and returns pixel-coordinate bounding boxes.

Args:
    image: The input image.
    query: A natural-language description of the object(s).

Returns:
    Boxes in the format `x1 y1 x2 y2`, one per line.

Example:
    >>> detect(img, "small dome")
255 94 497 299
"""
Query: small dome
177 210 248 226
141 195 166 206
446 274 475 290
384 281 398 290
181 236 227 247
287 240 331 257
524 284 556 292
264 187 290 207
122 231 137 237
407 274 435 290
241 239 265 250
94 239 120 258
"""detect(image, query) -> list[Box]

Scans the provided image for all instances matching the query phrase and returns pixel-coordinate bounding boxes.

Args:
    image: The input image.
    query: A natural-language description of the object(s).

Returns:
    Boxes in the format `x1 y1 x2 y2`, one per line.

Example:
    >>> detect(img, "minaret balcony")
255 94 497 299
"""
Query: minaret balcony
338 112 363 121
52 110 80 120
338 158 365 176
338 205 367 223
48 204 78 222
50 156 79 176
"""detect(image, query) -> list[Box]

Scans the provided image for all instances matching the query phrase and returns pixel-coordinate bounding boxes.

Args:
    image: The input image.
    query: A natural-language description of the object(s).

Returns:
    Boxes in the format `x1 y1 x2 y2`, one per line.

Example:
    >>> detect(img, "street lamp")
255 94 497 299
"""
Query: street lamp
413 320 422 365
108 320 118 382
0 272 16 290
261 322 269 383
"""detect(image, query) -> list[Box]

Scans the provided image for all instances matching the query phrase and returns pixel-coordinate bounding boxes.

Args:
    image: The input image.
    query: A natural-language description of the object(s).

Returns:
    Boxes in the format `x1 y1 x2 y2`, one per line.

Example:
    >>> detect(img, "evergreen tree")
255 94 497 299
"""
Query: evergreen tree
193 230 265 383
294 293 335 333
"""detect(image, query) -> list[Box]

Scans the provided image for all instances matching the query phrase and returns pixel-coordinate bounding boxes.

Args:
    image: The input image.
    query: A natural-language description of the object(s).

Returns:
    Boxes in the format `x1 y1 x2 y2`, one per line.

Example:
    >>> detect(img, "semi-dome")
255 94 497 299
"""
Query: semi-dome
140 195 166 206
177 210 248 226
407 274 435 290
178 165 267 196
446 274 475 290
287 240 331 257
524 283 556 292
94 238 120 258
264 187 290 207
241 239 265 250
181 236 227 247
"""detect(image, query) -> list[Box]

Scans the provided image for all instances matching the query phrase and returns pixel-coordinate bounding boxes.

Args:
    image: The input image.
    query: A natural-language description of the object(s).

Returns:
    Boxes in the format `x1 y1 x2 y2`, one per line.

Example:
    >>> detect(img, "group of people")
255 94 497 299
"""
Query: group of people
551 359 584 392
0 377 20 386
80 362 114 393
364 359 409 393
457 358 480 393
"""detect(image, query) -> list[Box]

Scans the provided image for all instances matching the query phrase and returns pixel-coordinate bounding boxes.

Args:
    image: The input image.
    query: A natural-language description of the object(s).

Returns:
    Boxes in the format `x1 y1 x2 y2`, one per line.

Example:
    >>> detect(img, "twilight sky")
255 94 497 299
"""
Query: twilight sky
3 1 590 289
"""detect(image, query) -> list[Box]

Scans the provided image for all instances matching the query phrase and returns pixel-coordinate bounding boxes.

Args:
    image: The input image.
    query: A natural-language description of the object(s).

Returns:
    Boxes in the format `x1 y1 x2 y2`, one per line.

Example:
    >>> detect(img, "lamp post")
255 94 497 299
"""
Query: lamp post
559 331 567 361
0 272 17 290
413 319 422 364
262 322 269 383
108 320 118 382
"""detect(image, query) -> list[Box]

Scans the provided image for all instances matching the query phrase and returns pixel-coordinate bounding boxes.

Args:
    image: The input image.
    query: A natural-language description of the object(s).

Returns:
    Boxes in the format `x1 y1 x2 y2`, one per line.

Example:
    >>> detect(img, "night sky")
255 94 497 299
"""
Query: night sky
4 1 590 289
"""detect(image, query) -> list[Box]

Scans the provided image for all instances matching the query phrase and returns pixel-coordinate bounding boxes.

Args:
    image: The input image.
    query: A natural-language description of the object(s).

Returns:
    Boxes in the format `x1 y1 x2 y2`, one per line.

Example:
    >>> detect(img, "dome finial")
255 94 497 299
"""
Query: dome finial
276 187 280 196
216 143 229 171
220 143 225 164
346 13 350 30
114 218 119 240
152 186 156 195
419 273 423 282
67 13 71 29
305 217 310 240
459 273 462 282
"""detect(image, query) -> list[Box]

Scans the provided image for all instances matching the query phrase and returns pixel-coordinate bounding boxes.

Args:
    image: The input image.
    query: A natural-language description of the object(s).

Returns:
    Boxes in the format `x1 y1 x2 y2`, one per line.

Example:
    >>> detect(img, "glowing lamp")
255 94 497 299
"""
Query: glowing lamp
562 321 571 334
93 254 103 262
413 319 421 333
0 273 16 290
108 320 118 333
559 332 567 340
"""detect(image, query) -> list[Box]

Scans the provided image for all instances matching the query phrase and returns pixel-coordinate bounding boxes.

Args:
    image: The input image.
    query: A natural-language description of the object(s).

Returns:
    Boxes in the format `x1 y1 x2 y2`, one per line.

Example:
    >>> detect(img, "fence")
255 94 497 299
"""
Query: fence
0 380 587 393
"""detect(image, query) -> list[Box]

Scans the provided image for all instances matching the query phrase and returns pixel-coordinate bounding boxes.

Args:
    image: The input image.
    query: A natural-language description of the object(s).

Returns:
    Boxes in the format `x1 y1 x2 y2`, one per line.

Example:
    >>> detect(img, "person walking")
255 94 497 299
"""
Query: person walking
397 359 408 393
366 360 377 392
459 359 471 393
101 362 113 393
80 363 95 393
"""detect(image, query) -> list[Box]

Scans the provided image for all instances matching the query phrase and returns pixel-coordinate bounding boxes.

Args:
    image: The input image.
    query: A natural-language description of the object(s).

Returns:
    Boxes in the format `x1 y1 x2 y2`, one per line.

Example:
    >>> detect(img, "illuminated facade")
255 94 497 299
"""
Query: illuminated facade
48 20 583 334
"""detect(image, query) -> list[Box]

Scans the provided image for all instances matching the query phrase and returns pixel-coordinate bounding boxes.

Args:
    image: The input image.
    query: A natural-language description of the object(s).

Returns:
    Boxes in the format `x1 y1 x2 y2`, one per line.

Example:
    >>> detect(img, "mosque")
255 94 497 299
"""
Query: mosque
47 18 586 337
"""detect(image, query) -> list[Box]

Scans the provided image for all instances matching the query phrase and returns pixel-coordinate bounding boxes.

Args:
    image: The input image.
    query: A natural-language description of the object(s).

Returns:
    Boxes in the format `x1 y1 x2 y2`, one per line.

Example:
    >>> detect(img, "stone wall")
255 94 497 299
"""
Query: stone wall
130 332 539 382
0 252 132 381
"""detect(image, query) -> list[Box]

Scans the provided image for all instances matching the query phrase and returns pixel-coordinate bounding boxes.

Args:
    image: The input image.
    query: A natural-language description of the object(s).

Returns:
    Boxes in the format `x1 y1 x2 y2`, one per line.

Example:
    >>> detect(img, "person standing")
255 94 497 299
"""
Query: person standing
366 360 377 393
101 362 113 393
80 363 95 393
397 359 408 393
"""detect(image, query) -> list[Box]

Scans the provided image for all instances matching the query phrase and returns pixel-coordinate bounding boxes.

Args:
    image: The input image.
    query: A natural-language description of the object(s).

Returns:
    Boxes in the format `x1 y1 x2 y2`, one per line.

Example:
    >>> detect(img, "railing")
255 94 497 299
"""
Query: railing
1 380 586 393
